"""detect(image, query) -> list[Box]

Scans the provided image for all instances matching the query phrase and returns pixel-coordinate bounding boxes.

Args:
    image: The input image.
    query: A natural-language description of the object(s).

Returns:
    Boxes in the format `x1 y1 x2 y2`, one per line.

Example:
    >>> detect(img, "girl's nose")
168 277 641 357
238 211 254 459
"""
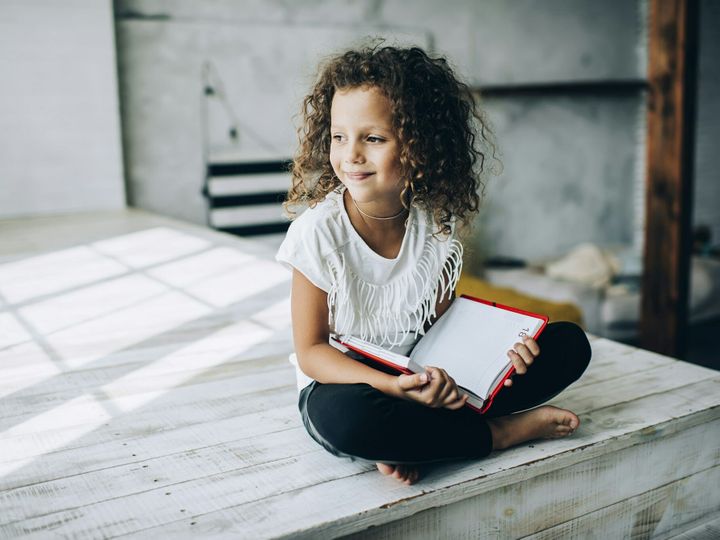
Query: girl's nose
345 140 365 163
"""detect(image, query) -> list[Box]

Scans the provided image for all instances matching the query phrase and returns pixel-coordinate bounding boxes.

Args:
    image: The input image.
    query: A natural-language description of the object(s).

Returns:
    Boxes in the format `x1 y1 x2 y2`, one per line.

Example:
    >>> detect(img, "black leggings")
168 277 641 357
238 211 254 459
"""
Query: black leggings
298 321 592 465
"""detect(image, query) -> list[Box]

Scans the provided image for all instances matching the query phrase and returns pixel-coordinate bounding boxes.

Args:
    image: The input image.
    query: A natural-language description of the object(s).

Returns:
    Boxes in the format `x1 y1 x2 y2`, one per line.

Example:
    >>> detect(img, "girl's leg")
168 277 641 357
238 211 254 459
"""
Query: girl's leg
300 380 493 465
298 321 590 465
484 321 592 417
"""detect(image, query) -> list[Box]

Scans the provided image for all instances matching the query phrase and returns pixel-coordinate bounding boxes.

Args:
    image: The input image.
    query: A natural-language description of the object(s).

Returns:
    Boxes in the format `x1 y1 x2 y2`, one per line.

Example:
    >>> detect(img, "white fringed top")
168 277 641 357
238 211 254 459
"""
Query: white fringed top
275 188 463 392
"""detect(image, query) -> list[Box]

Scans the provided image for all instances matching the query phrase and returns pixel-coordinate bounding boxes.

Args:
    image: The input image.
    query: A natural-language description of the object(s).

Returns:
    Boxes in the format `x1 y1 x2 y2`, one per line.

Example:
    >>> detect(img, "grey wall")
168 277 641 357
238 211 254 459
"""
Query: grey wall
115 0 647 264
467 0 646 261
477 93 643 261
0 0 125 218
694 0 720 247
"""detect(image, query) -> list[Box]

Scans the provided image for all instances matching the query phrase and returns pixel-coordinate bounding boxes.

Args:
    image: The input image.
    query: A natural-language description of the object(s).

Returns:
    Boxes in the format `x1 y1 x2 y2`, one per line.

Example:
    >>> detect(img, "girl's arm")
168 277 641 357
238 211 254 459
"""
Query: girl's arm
292 269 467 409
291 269 405 398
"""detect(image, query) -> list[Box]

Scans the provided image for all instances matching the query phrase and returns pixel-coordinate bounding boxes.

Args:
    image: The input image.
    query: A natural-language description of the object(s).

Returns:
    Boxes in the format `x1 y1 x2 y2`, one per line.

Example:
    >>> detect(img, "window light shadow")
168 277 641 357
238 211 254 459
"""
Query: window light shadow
0 227 294 484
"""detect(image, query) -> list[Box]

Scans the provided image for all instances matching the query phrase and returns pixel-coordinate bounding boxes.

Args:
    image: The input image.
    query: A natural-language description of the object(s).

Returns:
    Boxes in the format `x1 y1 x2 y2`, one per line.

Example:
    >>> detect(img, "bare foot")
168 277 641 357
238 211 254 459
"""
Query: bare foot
376 462 421 485
487 405 579 450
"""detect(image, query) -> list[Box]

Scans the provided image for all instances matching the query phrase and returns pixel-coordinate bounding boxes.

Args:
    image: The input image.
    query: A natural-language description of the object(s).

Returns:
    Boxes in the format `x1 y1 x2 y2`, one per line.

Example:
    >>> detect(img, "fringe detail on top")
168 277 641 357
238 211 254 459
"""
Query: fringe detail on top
327 238 464 348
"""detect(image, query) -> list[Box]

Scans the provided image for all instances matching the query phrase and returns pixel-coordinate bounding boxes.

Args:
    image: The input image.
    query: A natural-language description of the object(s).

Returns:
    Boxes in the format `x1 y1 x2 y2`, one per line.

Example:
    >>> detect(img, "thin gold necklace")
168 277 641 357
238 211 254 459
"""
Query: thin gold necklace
352 198 408 221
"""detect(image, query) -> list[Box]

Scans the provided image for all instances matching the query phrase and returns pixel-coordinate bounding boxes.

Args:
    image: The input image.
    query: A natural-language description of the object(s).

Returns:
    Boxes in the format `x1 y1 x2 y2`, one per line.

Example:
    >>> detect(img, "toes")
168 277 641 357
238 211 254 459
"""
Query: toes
389 465 420 485
376 463 395 476
556 410 579 430
409 469 420 484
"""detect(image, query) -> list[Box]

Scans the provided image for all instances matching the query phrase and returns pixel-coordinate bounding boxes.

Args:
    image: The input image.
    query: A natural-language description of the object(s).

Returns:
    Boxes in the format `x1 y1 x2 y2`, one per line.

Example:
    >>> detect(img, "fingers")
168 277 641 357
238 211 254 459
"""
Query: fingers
523 337 541 356
412 367 461 409
507 337 540 375
434 369 455 402
429 368 468 409
507 349 528 374
444 393 469 409
397 371 430 391
398 367 468 410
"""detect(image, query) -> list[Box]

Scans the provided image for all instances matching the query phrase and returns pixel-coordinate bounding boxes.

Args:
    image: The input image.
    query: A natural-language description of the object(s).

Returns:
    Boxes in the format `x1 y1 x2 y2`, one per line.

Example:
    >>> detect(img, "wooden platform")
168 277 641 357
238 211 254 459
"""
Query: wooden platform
0 210 718 539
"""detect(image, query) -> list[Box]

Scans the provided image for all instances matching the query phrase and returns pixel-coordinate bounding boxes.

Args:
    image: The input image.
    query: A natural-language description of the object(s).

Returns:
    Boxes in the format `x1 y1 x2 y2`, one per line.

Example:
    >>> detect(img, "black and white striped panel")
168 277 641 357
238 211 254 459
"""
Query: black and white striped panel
205 160 292 236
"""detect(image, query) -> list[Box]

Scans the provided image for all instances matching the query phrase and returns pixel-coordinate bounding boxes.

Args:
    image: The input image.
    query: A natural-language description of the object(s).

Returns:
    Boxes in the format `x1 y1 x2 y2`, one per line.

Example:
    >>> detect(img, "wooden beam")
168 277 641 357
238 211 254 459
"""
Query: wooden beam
640 0 699 357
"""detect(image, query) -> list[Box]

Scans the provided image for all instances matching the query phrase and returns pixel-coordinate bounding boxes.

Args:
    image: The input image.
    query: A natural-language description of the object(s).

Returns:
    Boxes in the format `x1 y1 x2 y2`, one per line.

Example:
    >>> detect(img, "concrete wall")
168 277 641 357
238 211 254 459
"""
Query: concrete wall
694 0 720 248
115 0 646 263
0 0 125 218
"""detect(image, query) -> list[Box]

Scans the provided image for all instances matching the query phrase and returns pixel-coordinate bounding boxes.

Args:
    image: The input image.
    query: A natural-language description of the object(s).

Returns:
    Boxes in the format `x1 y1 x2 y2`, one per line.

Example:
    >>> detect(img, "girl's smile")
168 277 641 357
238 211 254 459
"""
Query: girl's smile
343 172 374 181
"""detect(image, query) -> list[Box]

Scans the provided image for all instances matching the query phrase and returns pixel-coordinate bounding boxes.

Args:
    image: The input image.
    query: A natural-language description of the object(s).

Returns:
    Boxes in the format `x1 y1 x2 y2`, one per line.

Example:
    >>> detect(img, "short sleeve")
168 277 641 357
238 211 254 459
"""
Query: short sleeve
275 216 332 292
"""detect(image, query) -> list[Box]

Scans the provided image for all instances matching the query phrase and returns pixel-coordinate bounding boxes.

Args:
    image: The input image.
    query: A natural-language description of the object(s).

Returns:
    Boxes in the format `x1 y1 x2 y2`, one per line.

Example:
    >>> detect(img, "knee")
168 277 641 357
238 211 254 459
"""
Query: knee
543 321 592 381
306 383 384 456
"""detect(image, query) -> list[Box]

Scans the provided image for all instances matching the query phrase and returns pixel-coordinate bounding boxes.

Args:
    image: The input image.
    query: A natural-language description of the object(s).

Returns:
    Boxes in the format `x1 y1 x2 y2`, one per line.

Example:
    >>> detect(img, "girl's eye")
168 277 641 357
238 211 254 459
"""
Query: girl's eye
332 134 344 142
367 136 384 143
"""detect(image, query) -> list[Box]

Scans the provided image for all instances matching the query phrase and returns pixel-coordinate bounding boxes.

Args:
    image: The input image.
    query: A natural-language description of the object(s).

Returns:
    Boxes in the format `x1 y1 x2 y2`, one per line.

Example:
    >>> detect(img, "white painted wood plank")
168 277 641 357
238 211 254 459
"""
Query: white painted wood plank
0 292 291 381
0 209 276 261
353 462 720 540
0 336 293 408
570 336 677 389
187 413 720 539
0 355 292 438
0 246 127 304
2 358 712 516
0 449 365 539
144 246 257 287
0 313 33 349
4 378 718 539
0 427 324 526
0 319 292 410
16 273 175 336
0 399 304 492
90 227 212 269
0 370 298 467
210 204 287 227
133 378 720 538
10 245 268 336
208 173 291 196
666 515 720 540
547 360 719 413
523 466 720 540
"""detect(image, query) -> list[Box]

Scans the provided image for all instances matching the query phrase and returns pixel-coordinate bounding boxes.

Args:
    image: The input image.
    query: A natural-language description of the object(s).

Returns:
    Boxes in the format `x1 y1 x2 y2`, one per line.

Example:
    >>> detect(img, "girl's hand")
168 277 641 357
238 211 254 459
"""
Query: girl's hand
504 336 541 387
395 366 469 410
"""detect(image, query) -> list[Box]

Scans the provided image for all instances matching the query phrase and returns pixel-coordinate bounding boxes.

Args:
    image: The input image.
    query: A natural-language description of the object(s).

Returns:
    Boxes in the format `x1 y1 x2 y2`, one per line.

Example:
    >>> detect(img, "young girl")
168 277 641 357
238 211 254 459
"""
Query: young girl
276 44 591 485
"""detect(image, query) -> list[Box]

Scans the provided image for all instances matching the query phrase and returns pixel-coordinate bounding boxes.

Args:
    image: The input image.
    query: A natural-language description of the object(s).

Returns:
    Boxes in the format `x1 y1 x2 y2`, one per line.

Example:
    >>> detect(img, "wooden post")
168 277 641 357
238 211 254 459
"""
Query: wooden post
640 0 698 358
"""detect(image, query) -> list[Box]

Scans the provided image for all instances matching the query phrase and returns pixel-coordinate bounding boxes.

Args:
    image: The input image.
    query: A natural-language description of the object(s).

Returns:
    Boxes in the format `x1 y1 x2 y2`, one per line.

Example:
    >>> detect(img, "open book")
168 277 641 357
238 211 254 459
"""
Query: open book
337 295 548 414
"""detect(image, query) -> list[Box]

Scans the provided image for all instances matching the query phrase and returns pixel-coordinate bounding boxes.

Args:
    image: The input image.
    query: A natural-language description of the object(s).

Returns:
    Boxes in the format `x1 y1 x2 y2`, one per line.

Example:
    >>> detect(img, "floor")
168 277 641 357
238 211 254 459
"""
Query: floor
1 210 718 538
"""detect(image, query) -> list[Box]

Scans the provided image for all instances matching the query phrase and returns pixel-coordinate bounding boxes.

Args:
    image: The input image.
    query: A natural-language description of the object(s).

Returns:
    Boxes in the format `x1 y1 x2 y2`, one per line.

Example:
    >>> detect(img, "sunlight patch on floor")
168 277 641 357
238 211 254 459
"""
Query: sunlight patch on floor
91 228 210 269
47 291 212 368
0 246 127 304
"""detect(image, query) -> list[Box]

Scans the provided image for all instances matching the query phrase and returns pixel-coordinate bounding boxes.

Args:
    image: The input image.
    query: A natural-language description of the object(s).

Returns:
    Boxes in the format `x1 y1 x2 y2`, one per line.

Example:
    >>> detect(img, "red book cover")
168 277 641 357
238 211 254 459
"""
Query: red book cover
339 295 548 414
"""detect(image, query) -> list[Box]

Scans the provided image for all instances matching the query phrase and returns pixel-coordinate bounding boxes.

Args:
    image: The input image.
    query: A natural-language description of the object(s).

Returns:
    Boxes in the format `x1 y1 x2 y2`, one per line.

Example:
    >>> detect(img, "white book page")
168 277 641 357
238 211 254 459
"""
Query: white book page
409 297 544 398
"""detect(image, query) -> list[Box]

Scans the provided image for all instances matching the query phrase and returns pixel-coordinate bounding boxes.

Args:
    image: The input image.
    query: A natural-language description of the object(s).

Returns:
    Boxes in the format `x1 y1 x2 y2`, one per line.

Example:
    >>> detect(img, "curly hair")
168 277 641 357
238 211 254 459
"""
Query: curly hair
284 42 497 236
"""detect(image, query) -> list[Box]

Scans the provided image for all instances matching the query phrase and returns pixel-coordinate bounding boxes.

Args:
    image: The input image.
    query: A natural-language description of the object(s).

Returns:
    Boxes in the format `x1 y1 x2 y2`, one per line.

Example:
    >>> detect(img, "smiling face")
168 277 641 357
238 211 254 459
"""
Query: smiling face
329 86 405 214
